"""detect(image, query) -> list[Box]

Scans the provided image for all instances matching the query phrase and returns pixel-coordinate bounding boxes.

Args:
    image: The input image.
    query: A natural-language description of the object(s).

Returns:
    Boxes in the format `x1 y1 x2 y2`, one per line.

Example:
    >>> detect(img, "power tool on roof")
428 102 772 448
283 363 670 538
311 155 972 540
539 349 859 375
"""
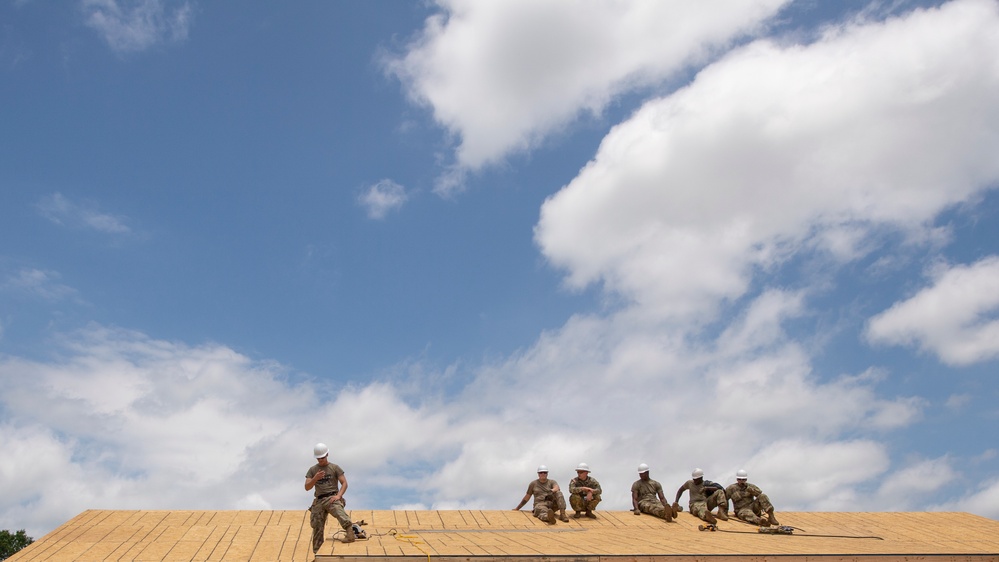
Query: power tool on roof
351 523 367 540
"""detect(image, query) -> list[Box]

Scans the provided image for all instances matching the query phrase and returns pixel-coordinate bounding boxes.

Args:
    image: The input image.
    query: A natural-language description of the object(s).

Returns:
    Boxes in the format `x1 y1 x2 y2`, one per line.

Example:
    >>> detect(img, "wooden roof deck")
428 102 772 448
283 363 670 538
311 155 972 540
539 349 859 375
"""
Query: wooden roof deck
9 509 999 562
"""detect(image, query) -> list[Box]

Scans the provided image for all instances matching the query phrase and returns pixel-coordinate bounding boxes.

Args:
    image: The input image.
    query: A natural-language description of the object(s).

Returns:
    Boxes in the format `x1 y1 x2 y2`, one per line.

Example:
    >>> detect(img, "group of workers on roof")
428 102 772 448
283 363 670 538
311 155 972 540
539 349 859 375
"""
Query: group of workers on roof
516 462 780 527
304 442 781 557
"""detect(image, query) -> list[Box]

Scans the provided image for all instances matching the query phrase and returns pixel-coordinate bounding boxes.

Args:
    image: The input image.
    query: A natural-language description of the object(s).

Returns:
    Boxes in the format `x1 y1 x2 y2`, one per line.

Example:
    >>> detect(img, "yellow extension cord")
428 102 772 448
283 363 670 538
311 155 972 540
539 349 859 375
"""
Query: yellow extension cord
393 531 431 562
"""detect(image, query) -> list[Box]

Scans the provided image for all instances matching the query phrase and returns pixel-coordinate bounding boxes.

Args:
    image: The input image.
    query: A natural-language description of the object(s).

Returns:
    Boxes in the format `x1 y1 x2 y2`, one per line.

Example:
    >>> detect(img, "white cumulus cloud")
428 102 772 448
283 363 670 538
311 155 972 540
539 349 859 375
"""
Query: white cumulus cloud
388 0 791 189
0 302 928 537
931 477 999 519
867 256 999 365
535 0 999 321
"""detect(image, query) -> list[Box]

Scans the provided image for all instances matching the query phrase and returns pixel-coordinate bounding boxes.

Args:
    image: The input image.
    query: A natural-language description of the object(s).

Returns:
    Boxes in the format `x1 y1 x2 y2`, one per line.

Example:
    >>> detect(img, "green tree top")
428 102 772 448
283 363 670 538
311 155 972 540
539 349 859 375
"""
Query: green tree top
0 529 34 561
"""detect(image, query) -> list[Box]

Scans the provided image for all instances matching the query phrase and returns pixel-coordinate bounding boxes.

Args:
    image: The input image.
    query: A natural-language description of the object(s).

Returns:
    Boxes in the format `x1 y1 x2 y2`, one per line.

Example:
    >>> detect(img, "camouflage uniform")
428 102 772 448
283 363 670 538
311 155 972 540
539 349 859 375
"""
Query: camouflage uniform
631 478 671 519
306 462 353 553
678 479 727 520
569 475 602 513
725 482 775 525
526 478 567 522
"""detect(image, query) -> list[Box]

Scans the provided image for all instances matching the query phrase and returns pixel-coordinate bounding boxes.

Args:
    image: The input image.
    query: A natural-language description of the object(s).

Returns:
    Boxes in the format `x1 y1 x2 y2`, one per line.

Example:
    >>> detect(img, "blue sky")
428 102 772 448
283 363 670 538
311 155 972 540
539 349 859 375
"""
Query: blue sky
2 0 998 538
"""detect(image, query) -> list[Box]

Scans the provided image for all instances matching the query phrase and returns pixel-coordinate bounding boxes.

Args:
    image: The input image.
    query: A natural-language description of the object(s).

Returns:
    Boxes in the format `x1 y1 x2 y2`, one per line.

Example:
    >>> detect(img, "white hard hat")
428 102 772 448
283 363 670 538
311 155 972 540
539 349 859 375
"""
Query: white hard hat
692 468 704 479
313 443 329 459
576 463 591 472
736 469 748 480
637 463 650 473
537 465 549 473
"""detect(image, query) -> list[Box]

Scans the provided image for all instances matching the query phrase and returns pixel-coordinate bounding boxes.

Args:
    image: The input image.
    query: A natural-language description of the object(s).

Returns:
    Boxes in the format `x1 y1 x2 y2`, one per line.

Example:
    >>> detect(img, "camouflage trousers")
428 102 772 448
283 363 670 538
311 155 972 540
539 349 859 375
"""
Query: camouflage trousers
310 497 351 553
569 493 601 513
734 493 775 525
533 492 567 522
637 499 671 519
689 489 727 520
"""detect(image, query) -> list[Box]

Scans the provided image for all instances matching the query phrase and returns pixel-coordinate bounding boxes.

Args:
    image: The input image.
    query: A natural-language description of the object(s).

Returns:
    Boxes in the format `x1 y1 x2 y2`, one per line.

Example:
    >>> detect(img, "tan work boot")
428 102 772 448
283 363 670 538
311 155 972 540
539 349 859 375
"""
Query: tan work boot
704 512 717 525
573 511 581 519
663 510 673 523
716 508 728 521
768 509 780 526
343 524 356 543
585 511 596 519
559 511 570 523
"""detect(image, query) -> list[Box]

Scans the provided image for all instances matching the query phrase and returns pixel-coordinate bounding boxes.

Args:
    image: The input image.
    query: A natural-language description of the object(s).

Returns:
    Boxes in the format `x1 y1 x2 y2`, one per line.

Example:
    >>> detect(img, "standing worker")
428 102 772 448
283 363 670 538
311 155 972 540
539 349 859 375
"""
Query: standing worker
305 443 355 555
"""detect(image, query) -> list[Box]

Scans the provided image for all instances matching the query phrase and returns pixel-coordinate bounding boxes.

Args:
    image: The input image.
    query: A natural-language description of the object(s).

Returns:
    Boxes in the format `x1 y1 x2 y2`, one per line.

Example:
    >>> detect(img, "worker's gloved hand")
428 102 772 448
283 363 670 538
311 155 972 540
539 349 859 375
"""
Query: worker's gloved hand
672 502 682 513
633 508 641 515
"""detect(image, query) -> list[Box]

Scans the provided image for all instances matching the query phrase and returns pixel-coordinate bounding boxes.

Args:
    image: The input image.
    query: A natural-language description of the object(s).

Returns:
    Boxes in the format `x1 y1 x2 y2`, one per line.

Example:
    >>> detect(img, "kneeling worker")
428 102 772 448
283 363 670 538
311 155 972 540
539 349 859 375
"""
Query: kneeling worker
569 463 602 518
514 465 570 523
725 469 780 526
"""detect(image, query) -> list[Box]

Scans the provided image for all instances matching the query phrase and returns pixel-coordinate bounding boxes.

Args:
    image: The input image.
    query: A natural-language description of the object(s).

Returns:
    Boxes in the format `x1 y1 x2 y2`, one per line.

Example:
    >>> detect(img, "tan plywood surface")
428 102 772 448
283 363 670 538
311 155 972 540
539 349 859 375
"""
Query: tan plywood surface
8 510 999 561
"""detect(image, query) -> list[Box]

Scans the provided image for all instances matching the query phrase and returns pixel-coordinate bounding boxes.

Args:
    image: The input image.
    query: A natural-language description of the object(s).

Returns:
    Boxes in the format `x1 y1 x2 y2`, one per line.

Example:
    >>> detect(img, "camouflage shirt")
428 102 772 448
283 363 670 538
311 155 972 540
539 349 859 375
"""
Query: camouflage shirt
569 476 602 498
679 479 723 504
306 462 344 498
725 482 764 511
631 478 663 503
526 478 561 507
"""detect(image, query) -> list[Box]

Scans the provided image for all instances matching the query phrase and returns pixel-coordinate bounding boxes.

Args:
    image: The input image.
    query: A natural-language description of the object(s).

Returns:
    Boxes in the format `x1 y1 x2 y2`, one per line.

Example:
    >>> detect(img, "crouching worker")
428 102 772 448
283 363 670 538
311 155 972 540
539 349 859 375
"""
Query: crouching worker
305 443 355 554
725 469 780 526
569 463 602 518
514 465 570 523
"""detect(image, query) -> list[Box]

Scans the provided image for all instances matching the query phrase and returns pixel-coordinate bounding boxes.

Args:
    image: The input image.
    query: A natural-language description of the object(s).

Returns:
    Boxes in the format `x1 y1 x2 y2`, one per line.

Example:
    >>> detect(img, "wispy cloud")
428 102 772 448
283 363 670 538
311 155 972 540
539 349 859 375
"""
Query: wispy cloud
358 179 409 219
36 192 132 234
1 268 78 302
81 0 193 54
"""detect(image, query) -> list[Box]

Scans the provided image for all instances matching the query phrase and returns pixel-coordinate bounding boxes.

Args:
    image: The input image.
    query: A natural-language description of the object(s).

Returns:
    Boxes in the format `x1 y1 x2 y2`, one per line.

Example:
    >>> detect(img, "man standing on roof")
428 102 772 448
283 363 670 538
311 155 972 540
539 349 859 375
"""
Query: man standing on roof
514 465 570 523
725 469 780 526
568 463 602 519
305 443 355 554
673 468 728 524
631 463 677 522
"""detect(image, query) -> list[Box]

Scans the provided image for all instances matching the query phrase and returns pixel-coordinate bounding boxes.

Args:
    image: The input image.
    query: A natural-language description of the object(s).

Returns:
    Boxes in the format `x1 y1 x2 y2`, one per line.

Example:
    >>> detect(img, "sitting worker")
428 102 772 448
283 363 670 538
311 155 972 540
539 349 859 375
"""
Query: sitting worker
673 468 729 524
568 462 602 518
514 465 570 523
631 463 677 522
725 469 780 526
